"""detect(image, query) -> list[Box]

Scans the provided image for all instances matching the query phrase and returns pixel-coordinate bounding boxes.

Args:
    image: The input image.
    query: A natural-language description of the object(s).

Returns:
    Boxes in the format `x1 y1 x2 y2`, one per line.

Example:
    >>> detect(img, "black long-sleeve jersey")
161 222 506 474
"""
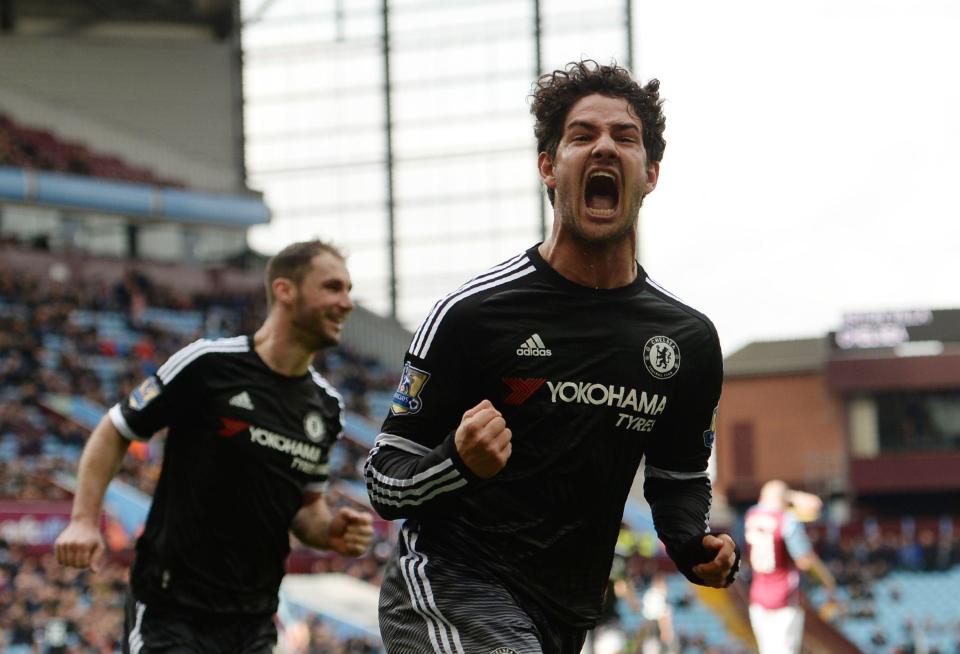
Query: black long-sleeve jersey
364 245 724 628
109 335 344 616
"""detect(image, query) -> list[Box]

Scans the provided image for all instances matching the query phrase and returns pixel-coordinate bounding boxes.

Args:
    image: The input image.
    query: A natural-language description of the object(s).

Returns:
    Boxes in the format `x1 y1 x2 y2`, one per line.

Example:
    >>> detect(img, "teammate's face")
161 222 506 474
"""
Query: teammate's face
539 94 659 244
290 252 354 349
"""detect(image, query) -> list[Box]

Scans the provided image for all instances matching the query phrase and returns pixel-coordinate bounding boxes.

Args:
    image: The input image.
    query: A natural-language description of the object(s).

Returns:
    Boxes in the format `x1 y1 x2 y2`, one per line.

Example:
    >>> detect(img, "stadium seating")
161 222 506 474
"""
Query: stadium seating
4 250 959 653
664 575 746 653
597 517 960 653
0 255 394 652
0 113 185 187
807 567 960 654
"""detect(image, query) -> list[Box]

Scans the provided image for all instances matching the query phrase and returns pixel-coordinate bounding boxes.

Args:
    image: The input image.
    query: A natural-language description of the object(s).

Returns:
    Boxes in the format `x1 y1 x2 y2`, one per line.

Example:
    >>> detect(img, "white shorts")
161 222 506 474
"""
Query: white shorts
749 603 804 654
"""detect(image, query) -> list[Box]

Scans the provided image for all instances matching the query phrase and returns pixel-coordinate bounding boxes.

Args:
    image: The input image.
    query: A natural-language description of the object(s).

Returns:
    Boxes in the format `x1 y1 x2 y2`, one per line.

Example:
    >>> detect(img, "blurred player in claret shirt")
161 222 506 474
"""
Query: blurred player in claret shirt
55 240 373 654
745 480 837 654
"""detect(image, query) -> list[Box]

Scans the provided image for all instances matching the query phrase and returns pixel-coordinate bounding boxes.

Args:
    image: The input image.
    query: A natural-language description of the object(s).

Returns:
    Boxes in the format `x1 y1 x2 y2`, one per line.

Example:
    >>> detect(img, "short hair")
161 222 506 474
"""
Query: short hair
265 240 344 307
530 60 666 204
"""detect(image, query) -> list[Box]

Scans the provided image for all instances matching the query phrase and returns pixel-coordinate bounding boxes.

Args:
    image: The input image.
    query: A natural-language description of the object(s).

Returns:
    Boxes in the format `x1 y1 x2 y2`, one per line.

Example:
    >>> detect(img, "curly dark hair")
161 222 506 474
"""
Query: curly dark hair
530 60 666 201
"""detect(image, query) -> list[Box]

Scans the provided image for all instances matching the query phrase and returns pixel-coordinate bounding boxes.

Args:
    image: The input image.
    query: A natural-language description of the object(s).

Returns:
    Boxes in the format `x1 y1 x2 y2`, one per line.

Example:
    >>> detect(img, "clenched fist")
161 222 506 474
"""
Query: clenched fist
693 533 738 588
328 507 374 557
455 399 512 478
55 520 105 572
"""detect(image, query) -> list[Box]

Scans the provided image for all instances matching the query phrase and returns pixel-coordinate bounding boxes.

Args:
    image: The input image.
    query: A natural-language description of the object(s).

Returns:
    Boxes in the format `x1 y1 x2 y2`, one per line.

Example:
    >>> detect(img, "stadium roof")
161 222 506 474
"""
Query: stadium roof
5 0 235 37
724 337 828 378
727 309 960 379
0 166 269 227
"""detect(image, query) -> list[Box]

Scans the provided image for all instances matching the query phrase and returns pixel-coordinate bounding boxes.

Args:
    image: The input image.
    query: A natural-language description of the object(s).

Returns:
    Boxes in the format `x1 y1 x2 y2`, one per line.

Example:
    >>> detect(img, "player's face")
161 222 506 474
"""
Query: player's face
539 94 659 243
291 252 354 348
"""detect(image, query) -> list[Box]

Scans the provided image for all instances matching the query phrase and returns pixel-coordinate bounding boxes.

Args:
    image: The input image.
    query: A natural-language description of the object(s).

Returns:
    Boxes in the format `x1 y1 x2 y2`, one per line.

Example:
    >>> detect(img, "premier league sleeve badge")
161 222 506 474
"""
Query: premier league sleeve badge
390 362 431 416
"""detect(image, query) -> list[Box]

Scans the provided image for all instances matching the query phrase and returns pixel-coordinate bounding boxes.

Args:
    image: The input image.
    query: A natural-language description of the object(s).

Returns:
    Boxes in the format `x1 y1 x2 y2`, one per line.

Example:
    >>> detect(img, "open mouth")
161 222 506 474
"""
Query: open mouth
584 171 620 217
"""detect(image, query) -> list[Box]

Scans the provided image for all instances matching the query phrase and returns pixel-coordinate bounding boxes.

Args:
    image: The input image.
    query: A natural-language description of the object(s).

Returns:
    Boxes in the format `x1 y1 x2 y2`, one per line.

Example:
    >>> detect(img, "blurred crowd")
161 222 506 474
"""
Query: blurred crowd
817 524 960 581
0 259 395 652
0 113 184 188
5 255 960 654
808 523 960 618
810 525 960 654
0 543 126 654
592 527 753 654
0 541 384 654
278 615 381 654
0 264 263 496
594 518 960 653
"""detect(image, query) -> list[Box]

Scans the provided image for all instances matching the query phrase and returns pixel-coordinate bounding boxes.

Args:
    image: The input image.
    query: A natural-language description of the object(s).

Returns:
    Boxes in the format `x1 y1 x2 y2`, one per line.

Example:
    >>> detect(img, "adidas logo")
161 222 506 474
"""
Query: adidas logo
516 333 552 357
229 391 255 410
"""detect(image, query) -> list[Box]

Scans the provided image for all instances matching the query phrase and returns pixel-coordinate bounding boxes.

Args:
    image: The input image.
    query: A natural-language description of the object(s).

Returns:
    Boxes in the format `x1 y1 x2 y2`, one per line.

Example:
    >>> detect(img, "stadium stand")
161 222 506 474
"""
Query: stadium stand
0 250 392 652
0 113 185 188
4 247 960 653
597 532 754 654
595 521 960 654
0 543 128 653
804 520 960 654
0 2 389 648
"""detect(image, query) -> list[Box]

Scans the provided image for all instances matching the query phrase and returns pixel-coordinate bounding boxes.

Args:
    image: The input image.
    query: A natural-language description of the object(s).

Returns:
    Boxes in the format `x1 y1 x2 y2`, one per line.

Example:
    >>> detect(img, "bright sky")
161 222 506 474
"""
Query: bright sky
633 0 960 353
245 0 960 354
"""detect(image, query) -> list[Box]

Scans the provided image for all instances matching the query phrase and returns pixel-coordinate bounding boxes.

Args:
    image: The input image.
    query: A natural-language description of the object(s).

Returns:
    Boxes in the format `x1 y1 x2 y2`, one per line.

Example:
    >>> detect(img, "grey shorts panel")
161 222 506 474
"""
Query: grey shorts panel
379 523 543 654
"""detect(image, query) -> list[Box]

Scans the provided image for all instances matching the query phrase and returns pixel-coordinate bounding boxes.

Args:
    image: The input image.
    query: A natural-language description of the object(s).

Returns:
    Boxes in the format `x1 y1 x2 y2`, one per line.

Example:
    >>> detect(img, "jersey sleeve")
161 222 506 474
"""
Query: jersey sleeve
643 319 735 584
364 301 480 520
782 513 813 560
302 444 334 495
107 340 206 441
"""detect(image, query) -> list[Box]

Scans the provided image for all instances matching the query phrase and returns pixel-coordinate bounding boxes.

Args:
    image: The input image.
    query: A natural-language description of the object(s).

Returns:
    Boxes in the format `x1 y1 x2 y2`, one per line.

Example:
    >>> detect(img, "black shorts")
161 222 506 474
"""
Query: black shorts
123 591 277 654
379 523 586 654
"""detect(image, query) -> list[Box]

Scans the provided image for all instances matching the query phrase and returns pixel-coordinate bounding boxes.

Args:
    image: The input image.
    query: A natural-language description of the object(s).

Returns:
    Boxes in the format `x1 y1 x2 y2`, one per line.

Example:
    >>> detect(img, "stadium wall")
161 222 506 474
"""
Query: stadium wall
0 34 240 191
718 372 846 504
340 306 412 374
0 244 261 294
720 319 960 519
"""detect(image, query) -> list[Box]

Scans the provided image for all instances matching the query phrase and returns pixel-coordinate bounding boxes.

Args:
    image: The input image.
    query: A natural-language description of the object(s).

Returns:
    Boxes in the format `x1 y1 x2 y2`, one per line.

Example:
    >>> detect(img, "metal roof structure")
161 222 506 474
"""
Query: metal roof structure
2 0 236 36
724 337 828 378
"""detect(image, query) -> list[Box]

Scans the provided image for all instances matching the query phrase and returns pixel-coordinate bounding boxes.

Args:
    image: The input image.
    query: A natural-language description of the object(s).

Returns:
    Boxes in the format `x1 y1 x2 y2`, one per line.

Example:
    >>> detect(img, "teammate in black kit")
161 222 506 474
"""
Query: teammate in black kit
55 240 373 654
365 60 740 654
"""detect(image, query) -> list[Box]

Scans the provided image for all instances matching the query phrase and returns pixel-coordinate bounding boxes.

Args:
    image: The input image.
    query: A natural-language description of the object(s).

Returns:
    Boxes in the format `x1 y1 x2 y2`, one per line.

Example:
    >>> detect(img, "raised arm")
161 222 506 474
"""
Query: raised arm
364 298 513 520
365 399 510 520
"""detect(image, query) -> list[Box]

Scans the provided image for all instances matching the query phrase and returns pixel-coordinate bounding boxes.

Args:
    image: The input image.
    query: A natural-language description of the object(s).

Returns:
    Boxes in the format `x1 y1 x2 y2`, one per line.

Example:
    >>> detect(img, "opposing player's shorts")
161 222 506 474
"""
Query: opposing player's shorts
379 522 586 654
749 603 804 654
123 591 277 654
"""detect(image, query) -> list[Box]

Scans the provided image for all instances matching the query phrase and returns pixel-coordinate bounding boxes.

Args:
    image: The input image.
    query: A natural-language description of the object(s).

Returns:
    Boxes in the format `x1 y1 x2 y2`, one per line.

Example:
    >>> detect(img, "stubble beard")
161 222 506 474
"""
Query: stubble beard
555 185 644 245
292 297 338 352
